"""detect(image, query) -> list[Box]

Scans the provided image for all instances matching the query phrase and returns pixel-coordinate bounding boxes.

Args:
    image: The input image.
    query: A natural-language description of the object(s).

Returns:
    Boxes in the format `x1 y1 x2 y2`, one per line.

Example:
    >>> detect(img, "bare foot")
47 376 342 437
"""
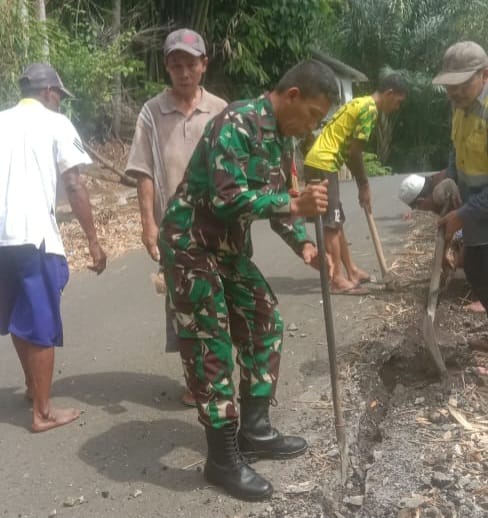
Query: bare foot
330 276 357 292
32 407 80 433
464 301 485 313
349 266 370 286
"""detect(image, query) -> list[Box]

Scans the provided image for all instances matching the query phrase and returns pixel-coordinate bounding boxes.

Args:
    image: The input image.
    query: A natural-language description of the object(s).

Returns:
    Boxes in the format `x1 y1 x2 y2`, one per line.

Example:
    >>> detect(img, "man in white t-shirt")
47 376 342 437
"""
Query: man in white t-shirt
0 63 107 432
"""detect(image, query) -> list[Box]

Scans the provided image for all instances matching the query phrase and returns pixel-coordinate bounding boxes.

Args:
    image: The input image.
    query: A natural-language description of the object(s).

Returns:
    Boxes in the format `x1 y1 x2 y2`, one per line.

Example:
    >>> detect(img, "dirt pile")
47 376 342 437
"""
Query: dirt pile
245 211 488 518
58 141 143 271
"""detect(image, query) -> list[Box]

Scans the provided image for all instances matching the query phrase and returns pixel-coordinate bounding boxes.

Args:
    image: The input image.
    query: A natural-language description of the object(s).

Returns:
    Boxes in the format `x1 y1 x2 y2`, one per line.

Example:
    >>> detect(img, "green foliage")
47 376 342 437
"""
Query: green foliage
48 22 144 137
205 0 336 97
329 0 459 80
1 0 339 136
0 1 49 109
322 0 488 172
0 2 144 138
363 152 392 177
216 6 273 91
140 79 165 100
386 68 451 172
4 0 487 167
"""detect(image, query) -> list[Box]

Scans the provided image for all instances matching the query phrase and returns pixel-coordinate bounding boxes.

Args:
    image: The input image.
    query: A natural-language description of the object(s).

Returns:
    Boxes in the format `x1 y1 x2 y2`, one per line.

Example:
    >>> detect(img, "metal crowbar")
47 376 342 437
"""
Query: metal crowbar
311 181 349 483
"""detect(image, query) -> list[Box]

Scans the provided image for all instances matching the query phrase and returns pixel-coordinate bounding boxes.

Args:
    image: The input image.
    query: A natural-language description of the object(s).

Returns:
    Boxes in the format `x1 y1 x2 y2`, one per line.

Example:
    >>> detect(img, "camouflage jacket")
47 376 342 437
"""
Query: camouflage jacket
160 95 312 263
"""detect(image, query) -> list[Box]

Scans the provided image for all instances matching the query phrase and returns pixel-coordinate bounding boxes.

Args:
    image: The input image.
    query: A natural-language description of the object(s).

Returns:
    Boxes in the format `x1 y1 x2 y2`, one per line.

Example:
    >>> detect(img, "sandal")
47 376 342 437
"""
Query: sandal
181 389 197 407
330 286 370 296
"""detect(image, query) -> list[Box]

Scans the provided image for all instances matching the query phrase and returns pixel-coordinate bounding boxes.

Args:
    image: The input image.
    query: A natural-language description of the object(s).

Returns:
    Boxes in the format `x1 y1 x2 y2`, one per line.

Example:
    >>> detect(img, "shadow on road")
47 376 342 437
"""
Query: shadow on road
51 372 208 492
300 358 329 378
78 417 206 492
51 372 189 414
0 386 32 430
0 372 191 431
267 276 321 295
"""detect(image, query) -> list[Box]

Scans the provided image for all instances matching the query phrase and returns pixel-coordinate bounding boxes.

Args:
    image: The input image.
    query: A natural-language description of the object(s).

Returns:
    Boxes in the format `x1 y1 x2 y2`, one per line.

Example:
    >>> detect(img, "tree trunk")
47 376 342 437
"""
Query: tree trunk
19 0 30 61
37 0 49 61
112 0 122 138
191 0 210 33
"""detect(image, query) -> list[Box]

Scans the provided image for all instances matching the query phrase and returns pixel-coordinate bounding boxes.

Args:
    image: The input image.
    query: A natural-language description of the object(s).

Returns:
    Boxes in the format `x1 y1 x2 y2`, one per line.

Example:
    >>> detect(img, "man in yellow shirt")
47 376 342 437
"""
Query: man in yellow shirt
304 75 407 293
433 41 488 333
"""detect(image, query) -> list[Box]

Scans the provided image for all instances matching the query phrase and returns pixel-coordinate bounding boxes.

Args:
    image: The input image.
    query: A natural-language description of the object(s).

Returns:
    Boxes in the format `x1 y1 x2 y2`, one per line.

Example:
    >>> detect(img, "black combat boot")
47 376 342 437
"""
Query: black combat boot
238 397 308 460
204 422 273 501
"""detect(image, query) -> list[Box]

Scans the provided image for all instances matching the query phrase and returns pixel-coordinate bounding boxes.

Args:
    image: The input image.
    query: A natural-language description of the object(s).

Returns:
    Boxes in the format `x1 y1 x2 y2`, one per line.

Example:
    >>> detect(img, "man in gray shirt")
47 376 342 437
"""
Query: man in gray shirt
126 29 226 406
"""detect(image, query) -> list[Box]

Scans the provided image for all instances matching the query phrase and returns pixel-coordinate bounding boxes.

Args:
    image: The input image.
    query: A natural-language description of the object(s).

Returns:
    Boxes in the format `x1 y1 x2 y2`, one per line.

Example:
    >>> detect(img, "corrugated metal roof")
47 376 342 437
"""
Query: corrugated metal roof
312 50 368 82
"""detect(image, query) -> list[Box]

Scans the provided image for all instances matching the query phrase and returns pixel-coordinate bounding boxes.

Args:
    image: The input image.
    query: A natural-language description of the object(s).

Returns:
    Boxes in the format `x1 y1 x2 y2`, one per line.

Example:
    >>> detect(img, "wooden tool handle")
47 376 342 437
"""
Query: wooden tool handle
426 200 452 315
364 209 388 278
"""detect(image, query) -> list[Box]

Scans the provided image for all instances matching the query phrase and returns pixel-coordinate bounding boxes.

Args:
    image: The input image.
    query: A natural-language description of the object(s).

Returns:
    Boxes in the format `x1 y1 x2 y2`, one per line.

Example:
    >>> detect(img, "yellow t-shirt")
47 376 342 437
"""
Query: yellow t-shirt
450 87 488 246
305 95 378 172
452 101 488 177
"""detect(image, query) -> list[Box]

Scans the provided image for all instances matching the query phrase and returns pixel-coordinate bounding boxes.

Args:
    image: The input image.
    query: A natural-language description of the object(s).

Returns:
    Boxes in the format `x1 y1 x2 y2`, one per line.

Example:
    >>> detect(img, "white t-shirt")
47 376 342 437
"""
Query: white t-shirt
0 99 92 256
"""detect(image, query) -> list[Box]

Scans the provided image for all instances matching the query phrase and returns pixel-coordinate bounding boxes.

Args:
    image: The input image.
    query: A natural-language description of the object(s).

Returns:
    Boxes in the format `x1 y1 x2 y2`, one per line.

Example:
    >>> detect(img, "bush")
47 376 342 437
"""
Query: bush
0 1 48 110
0 4 144 139
363 152 392 176
48 23 144 138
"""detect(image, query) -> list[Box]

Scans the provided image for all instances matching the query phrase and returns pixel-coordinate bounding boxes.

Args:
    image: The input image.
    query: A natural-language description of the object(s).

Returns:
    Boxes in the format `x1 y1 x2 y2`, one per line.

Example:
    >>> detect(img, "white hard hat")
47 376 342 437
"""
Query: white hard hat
398 174 426 205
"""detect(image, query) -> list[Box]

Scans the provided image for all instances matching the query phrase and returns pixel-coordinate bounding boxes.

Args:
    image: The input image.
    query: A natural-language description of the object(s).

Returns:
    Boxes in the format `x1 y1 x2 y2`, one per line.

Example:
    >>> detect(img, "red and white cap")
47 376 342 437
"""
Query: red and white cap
164 29 206 57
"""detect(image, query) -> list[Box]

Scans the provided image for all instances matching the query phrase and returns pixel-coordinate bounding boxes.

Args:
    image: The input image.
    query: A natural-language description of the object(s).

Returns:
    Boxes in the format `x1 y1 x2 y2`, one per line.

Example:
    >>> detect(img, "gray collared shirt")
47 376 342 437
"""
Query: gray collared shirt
126 87 227 223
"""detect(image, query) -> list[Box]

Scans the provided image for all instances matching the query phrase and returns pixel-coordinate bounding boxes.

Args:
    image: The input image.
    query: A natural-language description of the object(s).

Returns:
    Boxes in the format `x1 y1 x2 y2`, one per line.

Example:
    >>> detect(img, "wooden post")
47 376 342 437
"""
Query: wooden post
37 0 49 61
112 0 122 138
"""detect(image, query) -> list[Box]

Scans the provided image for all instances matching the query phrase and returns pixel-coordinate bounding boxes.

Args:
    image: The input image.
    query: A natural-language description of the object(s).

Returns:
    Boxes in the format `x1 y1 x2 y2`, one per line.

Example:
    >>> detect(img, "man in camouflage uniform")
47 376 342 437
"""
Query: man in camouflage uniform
160 59 338 501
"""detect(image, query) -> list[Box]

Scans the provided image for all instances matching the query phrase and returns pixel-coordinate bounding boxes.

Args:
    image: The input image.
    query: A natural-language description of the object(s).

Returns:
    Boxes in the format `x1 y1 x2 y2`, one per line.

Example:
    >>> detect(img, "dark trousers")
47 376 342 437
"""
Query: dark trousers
464 244 488 314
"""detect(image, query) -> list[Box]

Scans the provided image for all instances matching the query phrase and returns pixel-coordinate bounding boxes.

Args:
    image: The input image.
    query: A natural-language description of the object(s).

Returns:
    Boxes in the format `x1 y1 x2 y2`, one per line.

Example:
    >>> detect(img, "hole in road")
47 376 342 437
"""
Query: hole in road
379 348 440 392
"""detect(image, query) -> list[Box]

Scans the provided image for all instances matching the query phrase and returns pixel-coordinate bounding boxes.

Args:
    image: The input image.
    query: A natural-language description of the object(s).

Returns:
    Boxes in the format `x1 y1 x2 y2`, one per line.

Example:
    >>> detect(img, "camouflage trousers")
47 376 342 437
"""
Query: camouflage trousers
162 249 283 429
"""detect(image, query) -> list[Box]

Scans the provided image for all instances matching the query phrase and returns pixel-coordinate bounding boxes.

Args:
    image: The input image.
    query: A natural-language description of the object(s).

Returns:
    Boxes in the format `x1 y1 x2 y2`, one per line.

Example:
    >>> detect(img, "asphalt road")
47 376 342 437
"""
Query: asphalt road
0 175 411 518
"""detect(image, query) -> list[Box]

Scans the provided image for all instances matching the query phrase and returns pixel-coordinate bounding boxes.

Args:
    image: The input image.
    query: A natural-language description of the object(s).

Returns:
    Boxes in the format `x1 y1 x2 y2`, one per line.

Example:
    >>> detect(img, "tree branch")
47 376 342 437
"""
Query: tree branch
83 141 136 187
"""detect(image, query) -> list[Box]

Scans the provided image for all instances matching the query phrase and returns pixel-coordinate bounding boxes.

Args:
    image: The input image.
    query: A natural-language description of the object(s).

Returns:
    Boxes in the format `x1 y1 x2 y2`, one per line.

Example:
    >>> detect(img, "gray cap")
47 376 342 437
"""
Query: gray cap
19 63 74 98
163 28 206 57
433 41 488 85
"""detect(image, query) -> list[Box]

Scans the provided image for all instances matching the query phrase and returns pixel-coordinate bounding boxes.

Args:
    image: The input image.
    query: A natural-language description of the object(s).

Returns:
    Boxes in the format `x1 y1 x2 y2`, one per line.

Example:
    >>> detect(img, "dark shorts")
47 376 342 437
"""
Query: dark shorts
464 244 488 314
304 165 345 229
0 244 69 346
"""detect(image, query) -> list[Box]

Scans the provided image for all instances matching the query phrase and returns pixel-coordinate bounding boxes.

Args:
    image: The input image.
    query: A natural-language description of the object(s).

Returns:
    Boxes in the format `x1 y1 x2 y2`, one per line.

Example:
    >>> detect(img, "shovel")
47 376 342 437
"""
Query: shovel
364 208 394 287
422 201 450 378
311 187 348 483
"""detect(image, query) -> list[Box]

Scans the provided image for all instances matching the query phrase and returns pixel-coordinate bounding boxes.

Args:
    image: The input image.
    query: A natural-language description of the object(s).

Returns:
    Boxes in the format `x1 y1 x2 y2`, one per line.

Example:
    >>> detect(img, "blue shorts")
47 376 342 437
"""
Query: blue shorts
0 244 69 347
